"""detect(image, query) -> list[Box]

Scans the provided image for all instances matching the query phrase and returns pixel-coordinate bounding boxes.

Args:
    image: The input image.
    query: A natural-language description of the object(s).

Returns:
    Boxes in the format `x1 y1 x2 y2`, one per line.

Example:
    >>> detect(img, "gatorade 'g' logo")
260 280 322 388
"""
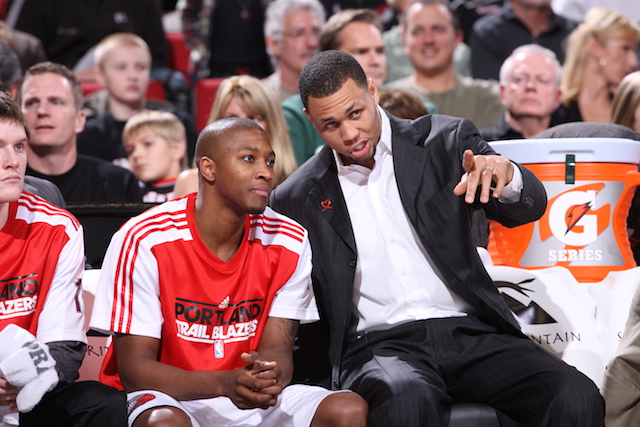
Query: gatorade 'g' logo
540 183 610 247
493 171 631 277
549 190 598 246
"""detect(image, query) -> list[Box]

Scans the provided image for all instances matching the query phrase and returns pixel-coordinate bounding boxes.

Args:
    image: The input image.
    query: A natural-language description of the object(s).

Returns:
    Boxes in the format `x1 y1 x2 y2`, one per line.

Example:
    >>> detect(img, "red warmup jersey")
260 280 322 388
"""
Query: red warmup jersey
91 194 317 388
0 192 86 344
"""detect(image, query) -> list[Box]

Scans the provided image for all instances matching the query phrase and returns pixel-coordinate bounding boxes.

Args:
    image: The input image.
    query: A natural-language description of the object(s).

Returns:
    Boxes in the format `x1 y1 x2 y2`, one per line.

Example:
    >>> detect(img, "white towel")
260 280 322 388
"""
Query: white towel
0 324 33 361
0 325 59 412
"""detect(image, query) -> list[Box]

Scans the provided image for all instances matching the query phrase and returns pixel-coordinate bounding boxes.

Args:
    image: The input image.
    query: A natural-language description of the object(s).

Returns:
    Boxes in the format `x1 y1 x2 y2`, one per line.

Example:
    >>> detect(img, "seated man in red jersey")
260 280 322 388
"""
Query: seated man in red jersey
0 91 127 426
90 117 369 427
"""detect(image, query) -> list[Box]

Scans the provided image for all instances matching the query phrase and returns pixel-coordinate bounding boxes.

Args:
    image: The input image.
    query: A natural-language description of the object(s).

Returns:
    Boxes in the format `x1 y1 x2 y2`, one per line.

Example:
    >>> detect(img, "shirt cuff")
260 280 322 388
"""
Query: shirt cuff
497 162 523 203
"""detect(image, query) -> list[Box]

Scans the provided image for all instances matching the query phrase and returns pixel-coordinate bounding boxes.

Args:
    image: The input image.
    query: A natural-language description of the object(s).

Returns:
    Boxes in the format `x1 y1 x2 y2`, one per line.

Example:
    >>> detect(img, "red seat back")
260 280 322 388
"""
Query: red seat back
166 32 191 79
194 78 225 131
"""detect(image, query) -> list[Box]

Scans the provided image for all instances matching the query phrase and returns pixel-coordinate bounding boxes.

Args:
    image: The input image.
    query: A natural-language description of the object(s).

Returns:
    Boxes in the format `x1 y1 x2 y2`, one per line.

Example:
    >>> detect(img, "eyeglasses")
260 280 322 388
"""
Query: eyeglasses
280 28 320 41
509 74 555 88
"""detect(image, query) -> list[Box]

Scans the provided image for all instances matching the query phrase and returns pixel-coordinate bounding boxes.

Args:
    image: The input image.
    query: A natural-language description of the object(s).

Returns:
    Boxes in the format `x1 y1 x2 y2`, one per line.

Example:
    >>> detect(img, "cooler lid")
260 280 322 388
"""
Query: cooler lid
488 138 640 164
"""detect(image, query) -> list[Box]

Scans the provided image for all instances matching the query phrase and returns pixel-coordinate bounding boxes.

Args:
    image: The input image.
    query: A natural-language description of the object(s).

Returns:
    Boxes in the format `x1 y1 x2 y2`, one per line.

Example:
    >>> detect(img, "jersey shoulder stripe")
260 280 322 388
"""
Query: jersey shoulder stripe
117 198 191 261
249 207 307 252
118 197 189 234
110 198 191 333
16 192 81 232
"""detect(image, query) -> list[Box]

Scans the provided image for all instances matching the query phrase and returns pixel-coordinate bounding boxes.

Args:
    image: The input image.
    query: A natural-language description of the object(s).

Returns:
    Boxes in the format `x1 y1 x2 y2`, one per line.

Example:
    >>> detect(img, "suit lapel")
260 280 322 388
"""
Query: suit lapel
308 116 434 251
308 146 357 254
389 114 434 227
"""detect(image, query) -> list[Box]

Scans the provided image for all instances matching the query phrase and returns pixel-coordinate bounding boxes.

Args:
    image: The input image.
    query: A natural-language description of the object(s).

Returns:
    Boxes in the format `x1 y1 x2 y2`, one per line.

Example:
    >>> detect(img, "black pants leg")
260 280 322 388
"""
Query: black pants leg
20 381 127 427
341 317 604 427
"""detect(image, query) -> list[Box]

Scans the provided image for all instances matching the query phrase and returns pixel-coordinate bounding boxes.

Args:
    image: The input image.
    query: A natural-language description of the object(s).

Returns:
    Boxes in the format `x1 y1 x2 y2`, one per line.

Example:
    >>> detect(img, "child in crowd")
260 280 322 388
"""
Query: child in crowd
77 33 196 167
122 109 187 203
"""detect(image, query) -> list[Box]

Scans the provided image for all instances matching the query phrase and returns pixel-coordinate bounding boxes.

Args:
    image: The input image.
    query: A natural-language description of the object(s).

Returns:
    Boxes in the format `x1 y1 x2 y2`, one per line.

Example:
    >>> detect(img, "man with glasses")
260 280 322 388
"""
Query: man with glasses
481 44 562 141
263 0 325 102
283 8 391 165
474 44 562 248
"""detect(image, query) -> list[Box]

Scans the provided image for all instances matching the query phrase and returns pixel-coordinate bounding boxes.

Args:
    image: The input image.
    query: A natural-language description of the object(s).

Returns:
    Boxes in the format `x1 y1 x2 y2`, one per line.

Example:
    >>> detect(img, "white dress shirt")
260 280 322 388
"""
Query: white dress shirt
334 107 522 334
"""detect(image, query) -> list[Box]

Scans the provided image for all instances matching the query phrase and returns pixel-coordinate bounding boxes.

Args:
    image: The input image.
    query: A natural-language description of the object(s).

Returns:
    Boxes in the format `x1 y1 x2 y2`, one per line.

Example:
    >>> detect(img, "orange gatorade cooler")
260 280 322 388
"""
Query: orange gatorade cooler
487 138 640 283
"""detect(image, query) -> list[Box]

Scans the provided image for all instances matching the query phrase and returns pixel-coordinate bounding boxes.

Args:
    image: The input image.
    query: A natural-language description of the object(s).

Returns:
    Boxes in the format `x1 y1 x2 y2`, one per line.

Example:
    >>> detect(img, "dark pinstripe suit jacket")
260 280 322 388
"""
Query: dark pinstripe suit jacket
270 112 547 389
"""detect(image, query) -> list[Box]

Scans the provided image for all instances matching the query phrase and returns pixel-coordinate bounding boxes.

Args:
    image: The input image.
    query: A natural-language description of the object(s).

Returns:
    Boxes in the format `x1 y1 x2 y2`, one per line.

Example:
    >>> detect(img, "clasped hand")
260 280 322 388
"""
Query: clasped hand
453 149 514 204
226 351 282 410
0 378 18 411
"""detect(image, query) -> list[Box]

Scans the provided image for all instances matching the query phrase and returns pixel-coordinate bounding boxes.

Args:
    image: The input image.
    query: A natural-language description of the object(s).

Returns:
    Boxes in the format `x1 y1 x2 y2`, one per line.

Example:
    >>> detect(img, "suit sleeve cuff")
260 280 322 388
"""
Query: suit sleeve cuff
497 162 523 204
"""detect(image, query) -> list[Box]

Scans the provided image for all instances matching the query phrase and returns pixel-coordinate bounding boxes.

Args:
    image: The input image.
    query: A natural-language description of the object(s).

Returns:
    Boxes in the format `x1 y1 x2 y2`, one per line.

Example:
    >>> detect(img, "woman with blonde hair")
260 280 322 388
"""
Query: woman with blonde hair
611 71 640 133
174 75 298 196
558 8 640 124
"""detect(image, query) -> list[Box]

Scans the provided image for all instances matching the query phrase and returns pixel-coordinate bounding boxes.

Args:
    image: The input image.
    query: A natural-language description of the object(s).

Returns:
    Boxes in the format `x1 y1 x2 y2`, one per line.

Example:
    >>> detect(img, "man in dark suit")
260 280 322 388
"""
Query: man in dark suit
270 50 604 426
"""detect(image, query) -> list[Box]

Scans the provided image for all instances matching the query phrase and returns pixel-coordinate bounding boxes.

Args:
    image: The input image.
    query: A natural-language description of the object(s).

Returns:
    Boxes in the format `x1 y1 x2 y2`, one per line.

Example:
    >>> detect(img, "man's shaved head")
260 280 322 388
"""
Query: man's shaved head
195 117 267 166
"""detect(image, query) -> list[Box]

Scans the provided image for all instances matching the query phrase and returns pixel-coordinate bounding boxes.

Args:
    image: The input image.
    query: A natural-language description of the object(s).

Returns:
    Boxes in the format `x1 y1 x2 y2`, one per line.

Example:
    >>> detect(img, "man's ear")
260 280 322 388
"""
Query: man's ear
368 78 379 105
499 83 506 103
304 107 314 124
265 35 282 59
75 110 86 134
454 29 463 50
199 156 216 184
551 88 562 112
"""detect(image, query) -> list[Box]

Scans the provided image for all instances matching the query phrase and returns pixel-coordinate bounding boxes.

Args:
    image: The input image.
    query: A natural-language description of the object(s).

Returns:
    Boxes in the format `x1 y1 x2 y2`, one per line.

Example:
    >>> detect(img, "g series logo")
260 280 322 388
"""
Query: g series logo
541 183 609 262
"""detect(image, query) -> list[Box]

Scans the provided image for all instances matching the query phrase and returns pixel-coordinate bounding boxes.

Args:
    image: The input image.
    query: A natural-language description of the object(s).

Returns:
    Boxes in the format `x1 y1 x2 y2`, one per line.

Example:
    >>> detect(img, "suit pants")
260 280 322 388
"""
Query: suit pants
340 316 604 427
20 381 127 427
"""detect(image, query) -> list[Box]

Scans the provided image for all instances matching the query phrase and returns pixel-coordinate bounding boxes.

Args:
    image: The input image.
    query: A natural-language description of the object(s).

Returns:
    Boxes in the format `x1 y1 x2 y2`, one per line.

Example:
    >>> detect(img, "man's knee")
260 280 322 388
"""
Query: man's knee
21 381 127 426
133 406 191 427
363 372 444 409
312 392 369 427
78 381 127 411
551 374 604 424
356 375 447 425
515 370 605 426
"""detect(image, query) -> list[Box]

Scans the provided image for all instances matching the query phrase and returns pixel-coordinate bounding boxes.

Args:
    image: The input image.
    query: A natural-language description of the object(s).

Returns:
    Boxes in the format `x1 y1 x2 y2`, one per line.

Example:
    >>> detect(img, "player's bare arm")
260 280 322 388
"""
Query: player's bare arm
255 317 299 386
453 149 515 204
114 333 279 408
